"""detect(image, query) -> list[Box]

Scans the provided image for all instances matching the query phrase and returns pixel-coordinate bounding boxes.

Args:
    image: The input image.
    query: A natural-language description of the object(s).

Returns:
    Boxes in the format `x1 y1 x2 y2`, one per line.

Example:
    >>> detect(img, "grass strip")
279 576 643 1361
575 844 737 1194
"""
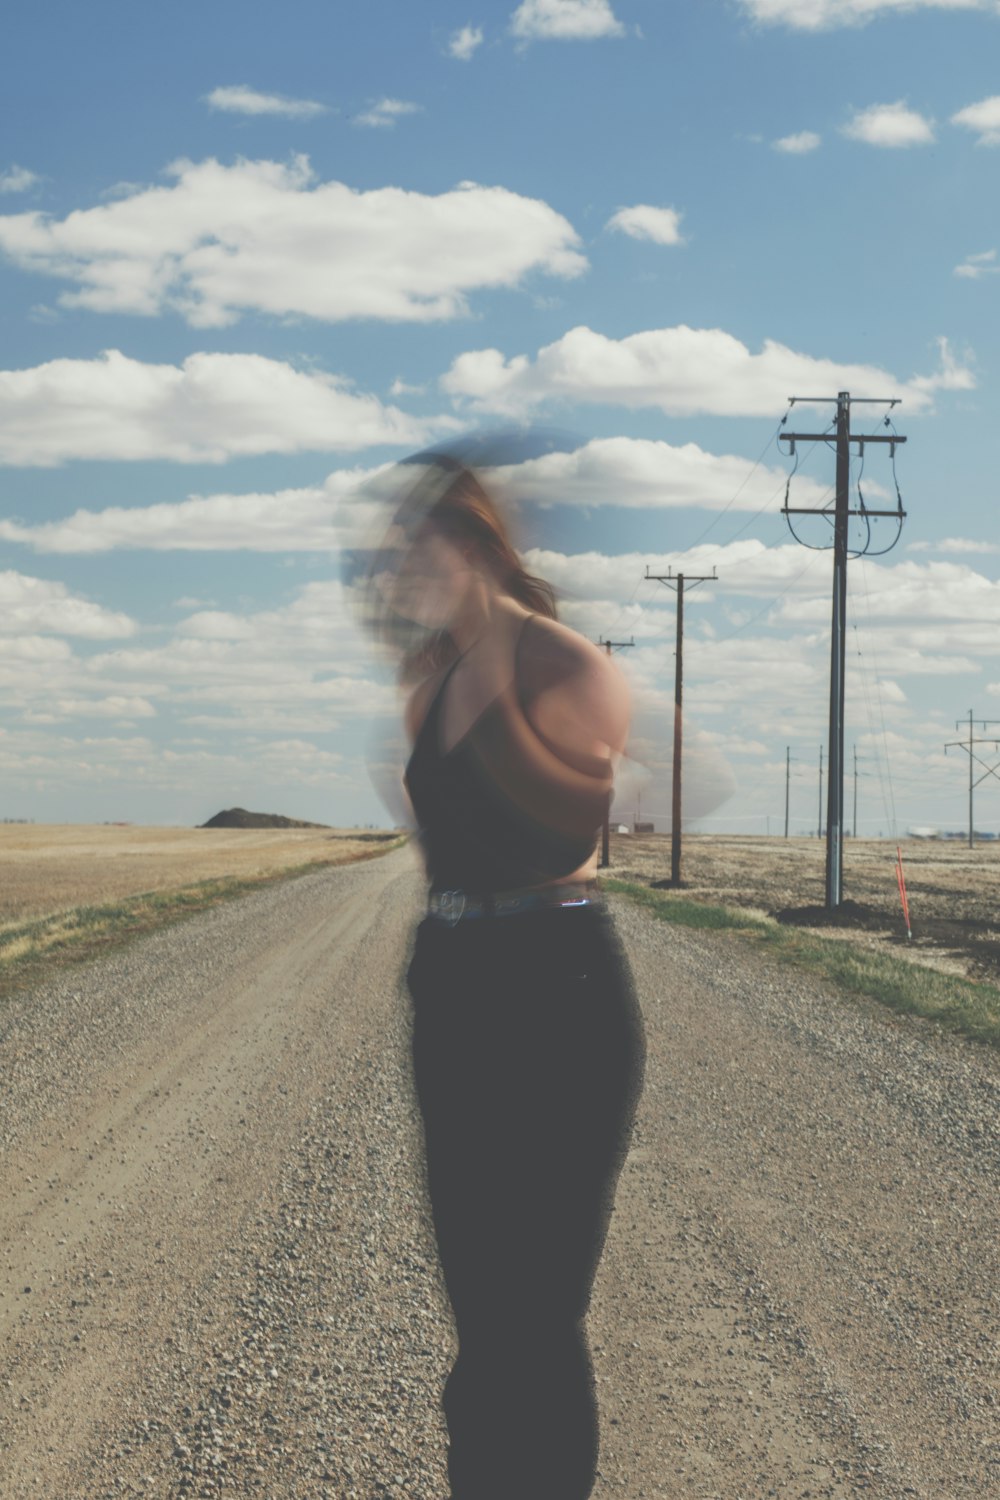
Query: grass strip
0 839 407 1005
601 877 1000 1052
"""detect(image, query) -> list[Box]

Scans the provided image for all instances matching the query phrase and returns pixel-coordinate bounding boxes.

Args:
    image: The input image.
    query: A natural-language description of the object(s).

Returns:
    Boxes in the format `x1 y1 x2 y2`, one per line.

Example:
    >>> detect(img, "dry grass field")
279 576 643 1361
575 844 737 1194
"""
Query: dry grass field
606 832 1000 984
0 824 402 932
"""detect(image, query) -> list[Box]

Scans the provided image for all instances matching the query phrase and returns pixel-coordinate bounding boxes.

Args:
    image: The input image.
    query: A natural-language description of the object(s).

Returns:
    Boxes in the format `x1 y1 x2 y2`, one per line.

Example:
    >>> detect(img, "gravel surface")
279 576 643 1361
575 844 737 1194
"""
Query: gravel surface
1 842 997 1498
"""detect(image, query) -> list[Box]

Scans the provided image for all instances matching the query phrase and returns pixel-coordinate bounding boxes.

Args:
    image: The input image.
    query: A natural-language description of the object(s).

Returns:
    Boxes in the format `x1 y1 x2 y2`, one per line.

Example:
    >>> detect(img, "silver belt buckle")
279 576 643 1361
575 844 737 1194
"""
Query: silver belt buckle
438 890 466 926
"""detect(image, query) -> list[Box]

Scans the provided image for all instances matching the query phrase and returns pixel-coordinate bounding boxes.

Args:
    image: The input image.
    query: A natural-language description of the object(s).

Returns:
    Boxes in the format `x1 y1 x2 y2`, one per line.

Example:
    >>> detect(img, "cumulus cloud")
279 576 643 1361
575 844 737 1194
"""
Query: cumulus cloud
441 323 974 418
353 98 421 128
204 85 328 118
951 94 1000 145
955 248 1000 279
0 467 391 552
773 131 821 154
779 557 1000 627
520 541 832 613
0 156 587 327
489 436 829 512
510 0 625 40
841 101 935 147
606 205 684 245
448 24 484 58
0 165 40 193
908 536 1000 554
53 696 157 720
0 350 432 466
739 0 992 29
0 570 136 637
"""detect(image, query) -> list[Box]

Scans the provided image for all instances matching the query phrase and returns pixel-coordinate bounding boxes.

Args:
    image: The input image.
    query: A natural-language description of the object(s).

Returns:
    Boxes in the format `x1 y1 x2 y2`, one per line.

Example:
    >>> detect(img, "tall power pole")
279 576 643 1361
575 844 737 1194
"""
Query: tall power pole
852 744 870 839
781 392 907 908
645 567 717 885
596 635 635 866
944 712 1000 849
785 746 791 838
818 745 823 840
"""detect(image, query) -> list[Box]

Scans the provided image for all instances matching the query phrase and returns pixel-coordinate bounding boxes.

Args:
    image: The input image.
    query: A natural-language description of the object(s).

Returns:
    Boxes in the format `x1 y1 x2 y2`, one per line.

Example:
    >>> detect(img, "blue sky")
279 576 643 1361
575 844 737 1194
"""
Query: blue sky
2 0 999 835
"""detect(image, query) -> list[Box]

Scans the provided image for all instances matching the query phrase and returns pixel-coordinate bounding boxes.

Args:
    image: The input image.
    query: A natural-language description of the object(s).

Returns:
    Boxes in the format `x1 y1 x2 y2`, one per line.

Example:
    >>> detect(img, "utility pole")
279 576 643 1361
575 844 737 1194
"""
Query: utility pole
645 567 717 885
853 744 858 839
818 745 823 840
785 746 791 838
944 711 1000 849
596 635 635 867
781 392 907 908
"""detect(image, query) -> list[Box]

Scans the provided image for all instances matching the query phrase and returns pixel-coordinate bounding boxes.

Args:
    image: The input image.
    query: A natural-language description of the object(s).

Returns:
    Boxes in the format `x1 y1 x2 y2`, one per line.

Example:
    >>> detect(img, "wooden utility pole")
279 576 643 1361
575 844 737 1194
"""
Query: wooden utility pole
785 746 791 838
596 636 635 867
944 712 1000 849
818 745 823 840
645 567 716 885
781 392 907 908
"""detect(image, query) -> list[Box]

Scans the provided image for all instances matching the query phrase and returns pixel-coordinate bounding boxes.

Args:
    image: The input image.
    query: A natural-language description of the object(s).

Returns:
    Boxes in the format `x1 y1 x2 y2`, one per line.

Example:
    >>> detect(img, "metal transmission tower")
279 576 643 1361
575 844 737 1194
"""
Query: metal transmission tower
596 635 635 867
645 567 717 885
944 711 1000 849
780 392 907 908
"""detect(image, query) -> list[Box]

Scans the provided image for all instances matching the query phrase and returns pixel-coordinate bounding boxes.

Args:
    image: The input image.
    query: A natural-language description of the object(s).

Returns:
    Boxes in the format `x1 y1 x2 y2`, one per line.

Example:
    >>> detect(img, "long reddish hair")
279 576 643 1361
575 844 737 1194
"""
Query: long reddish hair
377 460 557 685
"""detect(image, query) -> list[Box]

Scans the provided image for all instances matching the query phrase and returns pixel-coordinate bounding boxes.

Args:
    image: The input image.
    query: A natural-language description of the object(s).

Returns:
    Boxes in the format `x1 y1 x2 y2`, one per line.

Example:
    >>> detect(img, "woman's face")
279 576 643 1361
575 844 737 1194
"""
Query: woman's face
379 520 477 629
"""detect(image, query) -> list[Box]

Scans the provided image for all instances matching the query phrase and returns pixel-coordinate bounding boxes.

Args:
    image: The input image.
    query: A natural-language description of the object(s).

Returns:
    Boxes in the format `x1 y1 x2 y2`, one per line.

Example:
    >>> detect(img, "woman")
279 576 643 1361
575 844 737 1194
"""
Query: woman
368 455 646 1500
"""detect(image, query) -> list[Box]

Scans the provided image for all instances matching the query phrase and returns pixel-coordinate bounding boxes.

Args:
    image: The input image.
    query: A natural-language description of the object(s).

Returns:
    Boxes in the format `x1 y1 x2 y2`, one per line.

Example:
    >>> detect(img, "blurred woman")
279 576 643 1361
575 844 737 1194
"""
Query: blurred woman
367 454 646 1500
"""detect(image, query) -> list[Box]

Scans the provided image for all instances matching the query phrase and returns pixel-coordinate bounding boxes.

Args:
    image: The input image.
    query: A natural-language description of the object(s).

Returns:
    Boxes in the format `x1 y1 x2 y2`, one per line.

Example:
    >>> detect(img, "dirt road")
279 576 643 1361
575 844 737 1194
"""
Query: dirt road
1 844 997 1498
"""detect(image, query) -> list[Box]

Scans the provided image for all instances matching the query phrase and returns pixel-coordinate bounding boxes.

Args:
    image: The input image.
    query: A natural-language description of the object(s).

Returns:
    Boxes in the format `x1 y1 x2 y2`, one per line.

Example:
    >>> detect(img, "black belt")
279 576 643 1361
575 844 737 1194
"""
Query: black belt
427 881 601 926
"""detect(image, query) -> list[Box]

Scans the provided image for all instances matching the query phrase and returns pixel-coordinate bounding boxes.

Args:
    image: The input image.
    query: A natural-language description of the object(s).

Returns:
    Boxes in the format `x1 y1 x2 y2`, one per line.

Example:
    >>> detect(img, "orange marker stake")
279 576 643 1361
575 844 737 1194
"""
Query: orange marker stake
895 845 912 940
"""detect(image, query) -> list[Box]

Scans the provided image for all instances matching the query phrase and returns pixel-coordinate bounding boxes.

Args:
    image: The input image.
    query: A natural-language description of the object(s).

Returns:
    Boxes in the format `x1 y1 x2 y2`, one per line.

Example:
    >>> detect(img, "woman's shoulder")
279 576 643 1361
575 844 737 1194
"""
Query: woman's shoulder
521 612 622 687
520 612 630 748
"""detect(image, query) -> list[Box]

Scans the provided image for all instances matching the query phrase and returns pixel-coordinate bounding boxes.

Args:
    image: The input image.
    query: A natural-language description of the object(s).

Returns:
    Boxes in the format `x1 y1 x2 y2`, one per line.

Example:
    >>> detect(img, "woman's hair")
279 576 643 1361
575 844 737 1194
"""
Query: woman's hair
370 458 558 684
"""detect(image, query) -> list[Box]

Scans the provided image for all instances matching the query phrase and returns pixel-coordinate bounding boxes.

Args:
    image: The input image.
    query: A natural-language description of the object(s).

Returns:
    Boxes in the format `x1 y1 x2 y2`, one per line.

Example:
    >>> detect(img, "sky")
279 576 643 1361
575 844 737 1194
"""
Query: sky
2 0 999 836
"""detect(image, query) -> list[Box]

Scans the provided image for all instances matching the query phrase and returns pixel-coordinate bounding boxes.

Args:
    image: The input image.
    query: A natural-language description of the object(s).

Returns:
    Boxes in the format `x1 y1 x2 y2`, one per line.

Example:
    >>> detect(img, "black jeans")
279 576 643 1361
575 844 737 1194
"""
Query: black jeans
406 901 646 1500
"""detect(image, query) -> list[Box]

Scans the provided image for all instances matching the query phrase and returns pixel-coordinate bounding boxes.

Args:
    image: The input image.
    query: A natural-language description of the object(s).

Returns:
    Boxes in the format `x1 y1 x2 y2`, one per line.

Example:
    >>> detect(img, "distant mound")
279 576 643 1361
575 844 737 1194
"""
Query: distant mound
199 807 330 830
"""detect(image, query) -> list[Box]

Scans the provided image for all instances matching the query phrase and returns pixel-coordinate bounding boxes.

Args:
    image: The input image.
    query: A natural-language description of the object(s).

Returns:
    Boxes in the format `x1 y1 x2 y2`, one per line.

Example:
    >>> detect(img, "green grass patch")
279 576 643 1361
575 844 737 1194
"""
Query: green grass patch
601 877 1000 1051
0 839 407 1005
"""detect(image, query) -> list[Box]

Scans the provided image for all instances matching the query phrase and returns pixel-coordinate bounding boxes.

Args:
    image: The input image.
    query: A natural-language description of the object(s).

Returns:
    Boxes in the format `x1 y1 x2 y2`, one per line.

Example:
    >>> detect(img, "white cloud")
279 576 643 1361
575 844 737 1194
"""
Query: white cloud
906 334 977 400
739 1 993 30
54 696 157 720
606 205 685 245
353 98 421 128
0 165 40 193
448 24 484 58
490 435 829 511
522 541 832 608
773 131 821 154
0 156 587 326
781 557 1000 626
0 437 827 554
954 248 1000 279
0 466 390 552
0 570 136 637
510 0 625 40
841 101 935 148
442 324 974 418
908 536 1000 555
0 350 431 466
204 85 328 118
951 94 1000 145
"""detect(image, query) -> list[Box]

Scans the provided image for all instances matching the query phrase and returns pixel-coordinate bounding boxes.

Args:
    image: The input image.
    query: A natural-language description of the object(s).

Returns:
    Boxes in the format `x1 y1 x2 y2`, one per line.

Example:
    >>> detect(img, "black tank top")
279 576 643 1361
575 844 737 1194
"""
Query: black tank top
404 615 606 893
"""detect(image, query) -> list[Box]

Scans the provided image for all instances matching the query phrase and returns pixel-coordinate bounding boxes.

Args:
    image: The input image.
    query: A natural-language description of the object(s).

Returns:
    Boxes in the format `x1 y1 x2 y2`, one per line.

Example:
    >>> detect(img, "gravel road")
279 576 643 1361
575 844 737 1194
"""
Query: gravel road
1 843 997 1499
